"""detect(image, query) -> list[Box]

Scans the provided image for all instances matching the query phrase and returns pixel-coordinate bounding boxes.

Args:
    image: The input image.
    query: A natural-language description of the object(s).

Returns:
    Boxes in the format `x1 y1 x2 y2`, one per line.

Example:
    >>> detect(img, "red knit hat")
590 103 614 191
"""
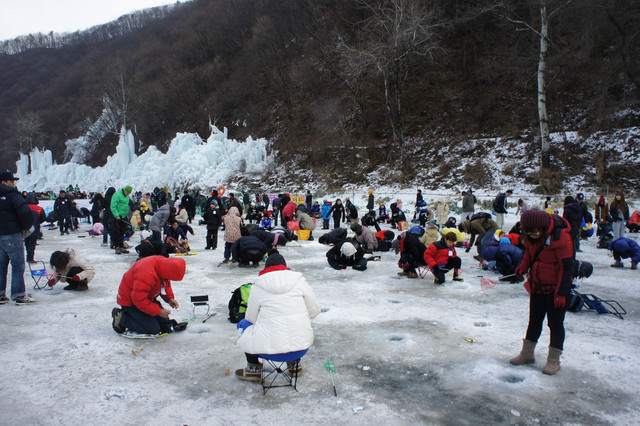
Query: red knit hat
520 209 551 230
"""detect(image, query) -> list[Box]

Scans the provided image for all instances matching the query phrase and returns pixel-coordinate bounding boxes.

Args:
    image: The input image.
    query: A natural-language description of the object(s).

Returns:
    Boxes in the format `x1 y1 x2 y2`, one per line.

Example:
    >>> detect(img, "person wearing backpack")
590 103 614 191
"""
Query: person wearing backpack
510 209 573 375
459 213 499 261
235 250 321 382
493 190 512 229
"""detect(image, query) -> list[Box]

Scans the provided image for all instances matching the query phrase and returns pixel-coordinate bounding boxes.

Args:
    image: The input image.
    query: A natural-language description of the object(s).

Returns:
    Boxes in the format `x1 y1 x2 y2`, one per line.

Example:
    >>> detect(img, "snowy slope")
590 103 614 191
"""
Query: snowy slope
13 123 640 196
1 209 639 425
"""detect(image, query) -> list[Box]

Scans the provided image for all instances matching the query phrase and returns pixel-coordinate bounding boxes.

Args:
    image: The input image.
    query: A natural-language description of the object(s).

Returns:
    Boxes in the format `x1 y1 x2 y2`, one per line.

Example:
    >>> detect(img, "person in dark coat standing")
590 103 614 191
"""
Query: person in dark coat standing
90 192 104 225
328 199 345 229
461 190 477 222
102 187 116 247
493 189 512 229
0 171 35 304
24 192 46 264
562 196 590 257
367 190 375 214
511 210 573 375
54 189 72 235
305 190 312 211
270 195 281 227
202 200 222 250
181 190 196 223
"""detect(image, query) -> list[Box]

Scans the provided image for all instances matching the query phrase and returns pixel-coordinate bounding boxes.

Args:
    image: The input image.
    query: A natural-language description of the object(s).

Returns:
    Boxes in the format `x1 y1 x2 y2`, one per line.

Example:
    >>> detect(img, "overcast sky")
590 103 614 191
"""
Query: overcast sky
0 1 183 41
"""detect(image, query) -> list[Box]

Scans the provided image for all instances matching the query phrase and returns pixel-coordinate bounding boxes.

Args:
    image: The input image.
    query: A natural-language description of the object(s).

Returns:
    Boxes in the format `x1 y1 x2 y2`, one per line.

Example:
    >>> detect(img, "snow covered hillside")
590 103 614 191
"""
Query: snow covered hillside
1 210 639 425
13 124 640 196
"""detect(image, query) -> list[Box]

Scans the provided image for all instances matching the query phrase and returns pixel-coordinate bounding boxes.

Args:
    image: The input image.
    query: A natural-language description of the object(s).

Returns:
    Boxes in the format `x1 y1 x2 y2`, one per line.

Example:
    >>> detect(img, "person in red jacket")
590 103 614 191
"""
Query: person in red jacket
111 256 185 335
424 232 463 284
282 199 297 229
510 209 573 375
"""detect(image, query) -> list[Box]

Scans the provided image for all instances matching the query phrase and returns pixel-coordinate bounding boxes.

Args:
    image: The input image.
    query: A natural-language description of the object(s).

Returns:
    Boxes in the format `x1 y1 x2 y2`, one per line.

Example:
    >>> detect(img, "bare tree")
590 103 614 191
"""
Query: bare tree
504 0 570 169
104 67 132 133
6 111 45 154
338 0 442 165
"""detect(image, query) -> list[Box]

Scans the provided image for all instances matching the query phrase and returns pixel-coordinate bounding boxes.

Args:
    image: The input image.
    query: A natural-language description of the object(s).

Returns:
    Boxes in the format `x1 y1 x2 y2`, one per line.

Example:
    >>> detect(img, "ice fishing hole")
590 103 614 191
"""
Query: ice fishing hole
501 375 524 383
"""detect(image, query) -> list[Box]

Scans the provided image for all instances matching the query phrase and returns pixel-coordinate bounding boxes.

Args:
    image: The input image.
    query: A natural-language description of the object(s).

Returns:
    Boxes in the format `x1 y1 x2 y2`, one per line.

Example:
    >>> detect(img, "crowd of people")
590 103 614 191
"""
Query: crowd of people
1 173 638 381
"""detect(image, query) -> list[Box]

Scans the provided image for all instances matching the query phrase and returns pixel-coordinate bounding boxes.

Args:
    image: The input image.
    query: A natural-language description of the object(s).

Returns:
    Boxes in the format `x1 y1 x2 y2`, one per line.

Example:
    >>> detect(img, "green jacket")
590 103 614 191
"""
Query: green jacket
110 189 131 219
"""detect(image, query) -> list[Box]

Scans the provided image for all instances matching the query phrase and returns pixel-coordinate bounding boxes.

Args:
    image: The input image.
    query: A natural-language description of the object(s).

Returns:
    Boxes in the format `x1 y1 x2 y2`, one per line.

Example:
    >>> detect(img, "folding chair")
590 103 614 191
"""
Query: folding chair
191 295 210 316
259 349 308 395
237 319 308 394
579 292 627 320
190 295 215 322
28 261 49 290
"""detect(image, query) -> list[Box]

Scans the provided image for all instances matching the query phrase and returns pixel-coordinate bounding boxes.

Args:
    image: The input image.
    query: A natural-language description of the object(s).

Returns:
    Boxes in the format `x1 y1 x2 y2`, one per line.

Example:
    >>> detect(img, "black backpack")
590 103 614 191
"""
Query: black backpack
470 212 492 222
228 283 253 323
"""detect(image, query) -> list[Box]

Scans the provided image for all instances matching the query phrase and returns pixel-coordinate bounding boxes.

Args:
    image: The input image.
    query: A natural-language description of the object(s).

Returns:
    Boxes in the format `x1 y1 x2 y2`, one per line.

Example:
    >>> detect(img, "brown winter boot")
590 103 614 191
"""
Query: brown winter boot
235 362 262 382
542 346 562 375
631 262 638 270
287 360 302 377
510 339 537 365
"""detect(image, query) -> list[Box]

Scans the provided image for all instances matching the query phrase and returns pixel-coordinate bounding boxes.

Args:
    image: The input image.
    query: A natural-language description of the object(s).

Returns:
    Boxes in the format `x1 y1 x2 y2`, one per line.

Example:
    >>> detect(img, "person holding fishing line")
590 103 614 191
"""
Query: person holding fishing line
48 249 95 291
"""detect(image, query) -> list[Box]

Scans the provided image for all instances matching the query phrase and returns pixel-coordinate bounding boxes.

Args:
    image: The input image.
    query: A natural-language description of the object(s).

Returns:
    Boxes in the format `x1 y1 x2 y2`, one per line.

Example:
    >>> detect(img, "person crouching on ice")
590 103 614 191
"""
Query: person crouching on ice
235 249 321 382
111 256 186 335
424 232 463 285
48 249 96 291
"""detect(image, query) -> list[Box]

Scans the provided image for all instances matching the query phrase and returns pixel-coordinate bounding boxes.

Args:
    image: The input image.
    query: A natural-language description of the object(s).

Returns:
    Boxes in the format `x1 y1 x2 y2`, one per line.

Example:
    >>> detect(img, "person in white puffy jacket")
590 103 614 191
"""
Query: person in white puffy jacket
48 249 95 291
235 249 321 382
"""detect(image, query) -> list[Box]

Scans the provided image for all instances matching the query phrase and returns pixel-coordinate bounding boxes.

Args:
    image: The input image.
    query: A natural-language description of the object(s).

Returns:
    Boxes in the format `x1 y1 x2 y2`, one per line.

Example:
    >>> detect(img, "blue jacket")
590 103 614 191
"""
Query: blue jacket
608 238 640 263
481 244 499 261
321 203 332 220
496 243 523 267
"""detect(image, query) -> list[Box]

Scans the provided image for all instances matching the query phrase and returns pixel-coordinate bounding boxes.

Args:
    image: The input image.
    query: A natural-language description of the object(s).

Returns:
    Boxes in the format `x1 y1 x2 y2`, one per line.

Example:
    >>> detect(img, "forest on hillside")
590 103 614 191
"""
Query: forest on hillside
0 0 638 185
